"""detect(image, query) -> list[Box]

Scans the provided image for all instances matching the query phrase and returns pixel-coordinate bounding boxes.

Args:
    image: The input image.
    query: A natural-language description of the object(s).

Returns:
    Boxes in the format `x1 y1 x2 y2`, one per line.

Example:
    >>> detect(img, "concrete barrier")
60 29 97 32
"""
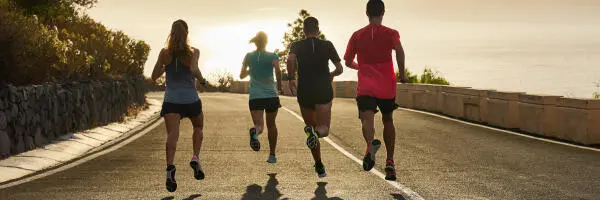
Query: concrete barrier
518 94 560 137
334 81 357 98
555 98 600 145
412 84 438 113
478 89 496 125
487 91 522 129
396 83 414 108
228 81 600 146
441 86 475 119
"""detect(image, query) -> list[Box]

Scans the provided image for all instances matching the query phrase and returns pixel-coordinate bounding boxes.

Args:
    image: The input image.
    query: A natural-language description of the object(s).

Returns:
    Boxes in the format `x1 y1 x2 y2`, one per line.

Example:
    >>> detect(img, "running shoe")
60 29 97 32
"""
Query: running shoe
266 155 277 164
190 156 205 180
363 139 381 171
304 126 320 150
315 162 327 178
385 159 397 181
249 128 260 151
166 165 177 192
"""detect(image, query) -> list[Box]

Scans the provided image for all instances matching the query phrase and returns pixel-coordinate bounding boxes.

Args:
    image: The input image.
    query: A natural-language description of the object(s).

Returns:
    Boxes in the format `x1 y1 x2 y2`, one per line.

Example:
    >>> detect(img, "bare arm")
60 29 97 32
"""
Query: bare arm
394 43 407 83
287 54 297 80
151 49 166 81
273 59 282 92
331 62 343 76
344 60 359 70
190 48 206 84
240 54 249 79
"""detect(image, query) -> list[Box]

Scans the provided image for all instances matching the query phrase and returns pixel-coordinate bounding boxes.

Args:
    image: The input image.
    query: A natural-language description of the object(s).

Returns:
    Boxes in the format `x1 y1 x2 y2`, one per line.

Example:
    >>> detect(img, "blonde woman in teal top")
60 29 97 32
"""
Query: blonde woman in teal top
240 31 283 163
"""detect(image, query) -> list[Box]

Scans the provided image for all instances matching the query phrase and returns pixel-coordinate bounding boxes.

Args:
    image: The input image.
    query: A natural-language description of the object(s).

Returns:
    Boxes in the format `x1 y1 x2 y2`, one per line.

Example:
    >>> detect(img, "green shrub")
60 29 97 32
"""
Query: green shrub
0 5 68 84
420 68 450 85
594 81 600 99
0 0 149 85
396 68 450 85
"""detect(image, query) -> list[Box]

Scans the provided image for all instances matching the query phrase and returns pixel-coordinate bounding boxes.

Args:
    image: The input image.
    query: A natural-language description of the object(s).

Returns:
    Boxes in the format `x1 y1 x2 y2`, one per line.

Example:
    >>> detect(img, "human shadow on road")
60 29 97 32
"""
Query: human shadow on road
241 173 287 200
183 194 202 200
312 182 343 200
390 193 407 200
160 194 200 200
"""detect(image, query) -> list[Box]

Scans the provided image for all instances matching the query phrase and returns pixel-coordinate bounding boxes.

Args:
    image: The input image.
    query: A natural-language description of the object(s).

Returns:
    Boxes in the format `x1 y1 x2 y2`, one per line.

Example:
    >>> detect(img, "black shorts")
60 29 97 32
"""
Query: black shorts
356 96 398 115
160 100 203 119
297 83 334 110
249 97 281 113
297 95 333 110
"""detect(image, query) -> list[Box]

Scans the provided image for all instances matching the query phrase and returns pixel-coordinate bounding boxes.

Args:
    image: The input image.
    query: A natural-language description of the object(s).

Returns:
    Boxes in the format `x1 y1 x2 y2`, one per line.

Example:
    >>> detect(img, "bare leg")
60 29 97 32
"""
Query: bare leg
164 114 181 165
265 111 278 156
359 110 376 146
382 113 396 161
300 106 321 163
189 113 204 157
315 102 332 137
250 110 265 134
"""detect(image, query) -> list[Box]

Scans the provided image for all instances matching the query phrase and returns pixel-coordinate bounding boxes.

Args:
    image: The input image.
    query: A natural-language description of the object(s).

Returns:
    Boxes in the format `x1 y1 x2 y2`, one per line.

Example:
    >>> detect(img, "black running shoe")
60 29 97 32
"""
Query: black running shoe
385 159 397 181
190 157 205 180
315 162 327 178
363 139 381 171
304 126 319 150
249 128 260 151
166 165 177 192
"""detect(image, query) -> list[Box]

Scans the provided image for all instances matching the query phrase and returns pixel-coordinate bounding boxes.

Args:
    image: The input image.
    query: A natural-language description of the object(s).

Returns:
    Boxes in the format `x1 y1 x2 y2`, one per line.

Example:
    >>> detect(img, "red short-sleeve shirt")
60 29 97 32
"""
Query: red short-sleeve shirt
344 24 400 99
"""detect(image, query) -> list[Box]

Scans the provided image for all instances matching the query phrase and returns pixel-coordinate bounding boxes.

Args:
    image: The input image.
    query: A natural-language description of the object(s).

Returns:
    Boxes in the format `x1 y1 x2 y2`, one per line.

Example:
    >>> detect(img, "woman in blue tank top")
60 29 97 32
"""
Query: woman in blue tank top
150 19 207 193
239 31 282 163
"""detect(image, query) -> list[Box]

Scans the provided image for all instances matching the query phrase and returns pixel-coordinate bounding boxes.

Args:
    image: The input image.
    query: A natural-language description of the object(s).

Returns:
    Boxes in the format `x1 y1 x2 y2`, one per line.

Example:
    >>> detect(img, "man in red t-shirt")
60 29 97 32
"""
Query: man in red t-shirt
344 0 408 181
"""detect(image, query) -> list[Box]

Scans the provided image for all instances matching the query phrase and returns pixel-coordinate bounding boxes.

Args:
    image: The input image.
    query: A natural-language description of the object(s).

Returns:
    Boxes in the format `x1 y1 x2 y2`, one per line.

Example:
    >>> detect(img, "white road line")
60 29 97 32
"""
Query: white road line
0 119 162 189
282 106 425 200
398 107 600 153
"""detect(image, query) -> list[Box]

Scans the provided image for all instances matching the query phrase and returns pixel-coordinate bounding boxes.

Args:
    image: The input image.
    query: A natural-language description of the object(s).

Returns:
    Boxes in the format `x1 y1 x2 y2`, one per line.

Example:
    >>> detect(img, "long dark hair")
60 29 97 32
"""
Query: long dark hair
166 19 193 61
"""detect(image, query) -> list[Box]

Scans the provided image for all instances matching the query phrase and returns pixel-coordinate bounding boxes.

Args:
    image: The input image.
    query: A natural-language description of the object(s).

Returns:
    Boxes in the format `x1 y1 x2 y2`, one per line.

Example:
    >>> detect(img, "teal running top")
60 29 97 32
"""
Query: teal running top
244 51 279 100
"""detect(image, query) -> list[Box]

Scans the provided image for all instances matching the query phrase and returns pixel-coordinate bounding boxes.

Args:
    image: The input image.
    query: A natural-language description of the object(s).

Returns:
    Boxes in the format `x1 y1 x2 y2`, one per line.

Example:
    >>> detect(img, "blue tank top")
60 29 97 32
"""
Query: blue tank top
164 57 200 104
245 51 279 100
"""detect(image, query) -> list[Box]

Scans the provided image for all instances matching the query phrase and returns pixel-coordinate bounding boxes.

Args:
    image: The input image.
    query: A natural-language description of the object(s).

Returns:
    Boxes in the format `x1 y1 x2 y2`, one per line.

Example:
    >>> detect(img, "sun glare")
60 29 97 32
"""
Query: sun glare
191 20 288 82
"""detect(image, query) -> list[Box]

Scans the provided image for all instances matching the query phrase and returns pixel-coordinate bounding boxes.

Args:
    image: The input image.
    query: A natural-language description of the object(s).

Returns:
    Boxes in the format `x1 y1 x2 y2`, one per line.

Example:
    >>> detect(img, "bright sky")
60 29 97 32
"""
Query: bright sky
86 0 417 82
87 0 600 84
87 0 358 81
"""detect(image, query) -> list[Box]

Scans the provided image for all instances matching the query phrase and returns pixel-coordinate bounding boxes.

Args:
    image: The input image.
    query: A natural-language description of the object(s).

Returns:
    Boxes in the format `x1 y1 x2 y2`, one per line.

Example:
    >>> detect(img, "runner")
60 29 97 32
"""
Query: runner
151 19 208 192
287 17 344 178
343 0 408 181
240 31 283 163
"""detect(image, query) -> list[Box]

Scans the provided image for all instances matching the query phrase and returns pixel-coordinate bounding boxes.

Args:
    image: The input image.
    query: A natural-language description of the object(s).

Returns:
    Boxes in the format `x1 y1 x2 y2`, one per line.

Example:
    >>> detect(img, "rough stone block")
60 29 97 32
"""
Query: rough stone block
34 127 47 147
0 130 10 157
0 111 6 130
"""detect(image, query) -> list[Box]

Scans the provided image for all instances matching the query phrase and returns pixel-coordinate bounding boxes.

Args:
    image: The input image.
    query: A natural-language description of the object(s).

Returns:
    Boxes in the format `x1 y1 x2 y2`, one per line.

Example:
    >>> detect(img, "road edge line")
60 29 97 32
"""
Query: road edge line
0 116 162 189
397 107 600 153
282 106 425 200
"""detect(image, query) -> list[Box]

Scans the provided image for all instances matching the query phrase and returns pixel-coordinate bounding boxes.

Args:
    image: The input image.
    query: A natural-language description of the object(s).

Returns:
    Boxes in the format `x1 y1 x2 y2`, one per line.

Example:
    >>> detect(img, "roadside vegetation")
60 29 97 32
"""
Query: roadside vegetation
398 68 451 85
594 81 600 99
0 0 149 85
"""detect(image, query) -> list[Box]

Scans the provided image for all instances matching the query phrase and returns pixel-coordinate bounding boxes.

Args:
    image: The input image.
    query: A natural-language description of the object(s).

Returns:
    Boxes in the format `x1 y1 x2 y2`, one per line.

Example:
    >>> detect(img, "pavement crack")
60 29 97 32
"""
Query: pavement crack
0 165 35 172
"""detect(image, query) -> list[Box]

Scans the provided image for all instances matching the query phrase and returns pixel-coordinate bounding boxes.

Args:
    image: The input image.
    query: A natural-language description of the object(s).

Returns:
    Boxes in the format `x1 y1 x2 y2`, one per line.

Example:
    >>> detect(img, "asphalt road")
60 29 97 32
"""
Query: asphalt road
1 92 599 200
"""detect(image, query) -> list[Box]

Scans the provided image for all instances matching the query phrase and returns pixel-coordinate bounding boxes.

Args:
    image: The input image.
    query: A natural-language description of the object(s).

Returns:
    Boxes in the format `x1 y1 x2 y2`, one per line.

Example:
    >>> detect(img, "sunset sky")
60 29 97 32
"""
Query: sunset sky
87 0 600 96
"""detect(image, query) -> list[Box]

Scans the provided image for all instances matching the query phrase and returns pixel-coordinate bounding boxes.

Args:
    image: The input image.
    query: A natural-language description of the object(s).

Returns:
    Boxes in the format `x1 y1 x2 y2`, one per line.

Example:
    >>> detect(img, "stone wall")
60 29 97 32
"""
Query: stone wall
229 81 600 146
0 78 147 158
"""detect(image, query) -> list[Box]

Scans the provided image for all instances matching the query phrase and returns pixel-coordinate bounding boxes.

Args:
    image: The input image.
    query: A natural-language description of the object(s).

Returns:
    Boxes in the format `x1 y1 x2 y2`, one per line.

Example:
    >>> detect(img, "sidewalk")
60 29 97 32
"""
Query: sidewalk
0 98 162 184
